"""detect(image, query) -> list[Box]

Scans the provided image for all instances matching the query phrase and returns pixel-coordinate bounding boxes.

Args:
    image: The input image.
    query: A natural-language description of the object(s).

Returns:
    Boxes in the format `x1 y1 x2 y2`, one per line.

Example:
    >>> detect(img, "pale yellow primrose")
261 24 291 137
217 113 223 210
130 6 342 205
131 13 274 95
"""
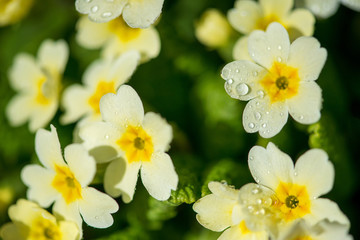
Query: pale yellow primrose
248 142 350 227
0 0 34 26
76 16 160 62
228 0 315 60
79 85 178 203
0 199 79 240
61 50 140 126
193 181 270 240
6 39 68 133
221 22 327 138
75 0 164 28
20 126 118 236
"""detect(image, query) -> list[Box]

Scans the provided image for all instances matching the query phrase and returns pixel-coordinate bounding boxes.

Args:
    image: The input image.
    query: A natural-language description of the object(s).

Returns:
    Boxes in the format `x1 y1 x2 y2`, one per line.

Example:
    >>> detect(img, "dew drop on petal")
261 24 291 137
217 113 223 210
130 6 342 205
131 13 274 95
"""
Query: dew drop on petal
236 83 249 96
221 68 231 79
235 68 240 73
253 71 258 77
299 115 304 120
262 123 267 128
255 112 261 120
280 112 284 116
257 90 265 98
248 205 254 212
277 56 282 62
259 208 265 215
84 0 92 2
265 111 269 115
91 5 99 13
256 199 262 204
248 122 255 129
249 156 254 160
252 188 259 194
102 12 113 18
255 101 260 106
267 46 271 51
278 45 282 50
105 135 109 139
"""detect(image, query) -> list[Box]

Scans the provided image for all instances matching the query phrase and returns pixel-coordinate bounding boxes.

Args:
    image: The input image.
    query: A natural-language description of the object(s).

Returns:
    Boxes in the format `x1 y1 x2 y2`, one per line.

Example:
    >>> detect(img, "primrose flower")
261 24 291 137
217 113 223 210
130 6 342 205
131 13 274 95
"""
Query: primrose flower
80 85 178 202
195 9 234 49
76 16 160 62
75 0 164 28
6 39 68 132
0 0 34 26
303 0 360 18
248 142 350 227
221 22 326 138
278 220 353 240
228 0 315 60
21 125 119 234
61 51 140 125
193 181 270 240
0 199 79 240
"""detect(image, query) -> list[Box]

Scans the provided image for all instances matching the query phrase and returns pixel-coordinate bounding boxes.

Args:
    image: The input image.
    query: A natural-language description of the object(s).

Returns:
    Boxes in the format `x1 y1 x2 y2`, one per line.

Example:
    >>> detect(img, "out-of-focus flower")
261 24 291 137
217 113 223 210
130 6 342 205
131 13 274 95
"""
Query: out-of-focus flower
303 0 360 18
0 0 34 26
6 39 68 132
193 181 270 240
61 51 140 125
21 126 119 236
221 23 326 138
195 9 234 49
75 0 164 28
80 85 178 203
76 16 160 62
0 199 79 240
228 0 315 60
248 142 350 227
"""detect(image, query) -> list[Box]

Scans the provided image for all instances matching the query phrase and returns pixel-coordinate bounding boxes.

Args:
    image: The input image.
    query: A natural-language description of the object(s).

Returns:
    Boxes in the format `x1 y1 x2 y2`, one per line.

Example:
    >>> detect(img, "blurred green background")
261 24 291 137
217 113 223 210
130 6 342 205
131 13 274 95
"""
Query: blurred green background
0 0 359 239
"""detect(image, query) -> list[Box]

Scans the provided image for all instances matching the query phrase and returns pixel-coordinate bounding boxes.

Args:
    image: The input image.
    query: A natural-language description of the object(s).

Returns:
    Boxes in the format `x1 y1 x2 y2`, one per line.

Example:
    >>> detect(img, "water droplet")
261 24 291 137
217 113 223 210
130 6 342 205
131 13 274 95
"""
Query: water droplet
254 177 260 183
91 5 99 13
236 83 249 96
106 0 114 2
277 56 282 62
248 122 255 129
84 0 92 2
253 71 258 77
102 12 113 18
248 205 254 212
251 53 255 57
262 123 267 128
264 198 272 206
256 199 262 204
259 208 266 215
299 115 304 120
105 135 109 139
254 112 261 120
280 112 284 116
249 156 254 160
235 68 239 73
266 111 269 115
252 188 259 194
267 46 271 51
95 216 99 219
294 171 298 176
257 90 264 98
227 79 234 84
221 68 231 79
278 45 282 50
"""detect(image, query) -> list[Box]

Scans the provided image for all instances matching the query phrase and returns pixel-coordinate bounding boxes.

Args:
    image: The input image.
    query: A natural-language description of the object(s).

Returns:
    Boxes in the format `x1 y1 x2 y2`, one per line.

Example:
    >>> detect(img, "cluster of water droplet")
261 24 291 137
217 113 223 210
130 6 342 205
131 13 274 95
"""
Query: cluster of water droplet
77 0 119 22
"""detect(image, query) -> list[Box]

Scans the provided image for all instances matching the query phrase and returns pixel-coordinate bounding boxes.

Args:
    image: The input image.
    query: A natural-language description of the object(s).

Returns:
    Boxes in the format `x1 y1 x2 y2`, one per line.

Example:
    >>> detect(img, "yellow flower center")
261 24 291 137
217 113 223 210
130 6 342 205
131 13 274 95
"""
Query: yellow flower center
36 77 50 105
273 181 311 222
88 80 116 114
256 15 285 31
108 17 142 42
52 165 82 204
116 125 154 163
260 62 300 103
239 220 251 235
29 217 61 240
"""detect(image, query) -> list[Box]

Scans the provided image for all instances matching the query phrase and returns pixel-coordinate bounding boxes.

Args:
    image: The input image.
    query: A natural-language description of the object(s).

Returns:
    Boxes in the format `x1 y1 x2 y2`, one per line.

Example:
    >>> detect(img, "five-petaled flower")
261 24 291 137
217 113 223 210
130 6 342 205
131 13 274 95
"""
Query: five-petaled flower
6 39 68 132
80 85 178 203
0 199 80 240
21 125 119 236
75 0 164 28
221 22 327 138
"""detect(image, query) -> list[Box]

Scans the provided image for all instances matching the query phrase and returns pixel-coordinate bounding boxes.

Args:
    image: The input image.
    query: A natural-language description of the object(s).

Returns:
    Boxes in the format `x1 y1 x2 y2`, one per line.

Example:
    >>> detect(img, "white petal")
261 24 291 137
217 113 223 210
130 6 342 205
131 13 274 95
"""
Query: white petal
228 0 262 34
0 223 23 240
79 187 119 228
64 144 96 187
76 16 112 49
218 225 269 240
6 94 33 127
287 81 322 124
242 97 288 138
59 221 80 240
288 36 327 82
75 0 126 23
317 221 353 240
232 36 253 61
208 181 239 200
37 39 69 74
259 0 292 18
8 199 52 225
248 142 294 190
28 102 58 133
20 165 58 208
107 50 140 84
294 149 334 198
35 125 66 169
79 121 121 163
221 60 266 101
304 0 339 18
305 198 350 226
8 53 43 91
285 9 315 37
60 85 91 125
341 0 360 11
248 22 290 69
100 85 144 126
193 192 237 231
140 152 178 201
122 0 164 28
53 199 83 236
104 158 141 202
143 112 172 152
